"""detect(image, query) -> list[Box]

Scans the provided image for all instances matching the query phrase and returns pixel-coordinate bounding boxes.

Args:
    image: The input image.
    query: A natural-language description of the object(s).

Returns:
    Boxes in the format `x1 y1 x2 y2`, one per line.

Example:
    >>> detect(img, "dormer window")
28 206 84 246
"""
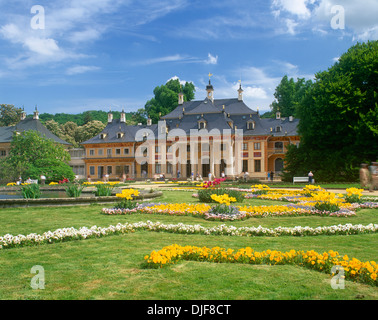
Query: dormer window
117 132 124 139
100 133 107 139
247 120 255 130
276 126 282 133
198 120 206 129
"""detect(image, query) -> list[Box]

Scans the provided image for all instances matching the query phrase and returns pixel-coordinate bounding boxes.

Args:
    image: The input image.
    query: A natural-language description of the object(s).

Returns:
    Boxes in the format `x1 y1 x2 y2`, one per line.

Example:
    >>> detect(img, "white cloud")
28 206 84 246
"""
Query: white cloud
271 0 378 39
66 65 100 75
285 19 299 35
314 0 378 40
24 37 60 56
205 53 218 65
167 76 191 86
137 54 188 66
0 24 60 56
272 0 312 19
134 53 219 66
0 0 188 71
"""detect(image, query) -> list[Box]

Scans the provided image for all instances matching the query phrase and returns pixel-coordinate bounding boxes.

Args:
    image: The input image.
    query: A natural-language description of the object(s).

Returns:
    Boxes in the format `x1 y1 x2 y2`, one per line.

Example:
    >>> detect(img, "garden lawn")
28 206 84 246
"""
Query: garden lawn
0 190 377 300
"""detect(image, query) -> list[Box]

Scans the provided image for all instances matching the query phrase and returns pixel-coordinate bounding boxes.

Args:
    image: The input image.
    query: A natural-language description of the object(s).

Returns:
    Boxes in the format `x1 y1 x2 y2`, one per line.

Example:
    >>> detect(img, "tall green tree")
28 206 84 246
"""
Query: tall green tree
0 104 23 126
145 79 195 123
2 130 74 182
283 41 378 182
74 120 106 143
270 76 312 117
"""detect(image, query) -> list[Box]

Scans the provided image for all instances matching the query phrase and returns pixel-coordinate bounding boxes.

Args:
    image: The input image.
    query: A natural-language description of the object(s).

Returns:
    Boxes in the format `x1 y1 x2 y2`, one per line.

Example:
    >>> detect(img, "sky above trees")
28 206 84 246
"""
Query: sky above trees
0 0 377 115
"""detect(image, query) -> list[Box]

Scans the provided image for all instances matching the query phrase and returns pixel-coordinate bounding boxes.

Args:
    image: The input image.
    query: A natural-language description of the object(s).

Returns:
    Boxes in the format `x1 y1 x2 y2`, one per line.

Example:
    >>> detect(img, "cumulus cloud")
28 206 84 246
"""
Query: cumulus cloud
271 0 378 39
272 0 313 19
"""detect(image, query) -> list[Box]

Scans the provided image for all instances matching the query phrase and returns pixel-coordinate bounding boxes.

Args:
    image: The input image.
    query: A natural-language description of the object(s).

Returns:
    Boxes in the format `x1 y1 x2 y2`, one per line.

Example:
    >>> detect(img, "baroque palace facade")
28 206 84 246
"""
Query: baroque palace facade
81 81 300 181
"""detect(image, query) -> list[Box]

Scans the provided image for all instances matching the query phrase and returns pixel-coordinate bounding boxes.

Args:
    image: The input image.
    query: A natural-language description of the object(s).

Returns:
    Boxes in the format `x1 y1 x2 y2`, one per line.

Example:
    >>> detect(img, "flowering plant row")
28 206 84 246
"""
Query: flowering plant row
131 221 378 238
143 244 378 286
1 221 377 251
0 224 135 250
101 201 364 218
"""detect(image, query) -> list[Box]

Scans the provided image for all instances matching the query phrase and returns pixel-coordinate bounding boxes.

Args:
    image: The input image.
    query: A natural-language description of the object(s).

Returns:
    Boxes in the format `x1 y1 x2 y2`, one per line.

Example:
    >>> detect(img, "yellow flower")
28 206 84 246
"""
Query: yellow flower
6 182 17 186
116 188 139 200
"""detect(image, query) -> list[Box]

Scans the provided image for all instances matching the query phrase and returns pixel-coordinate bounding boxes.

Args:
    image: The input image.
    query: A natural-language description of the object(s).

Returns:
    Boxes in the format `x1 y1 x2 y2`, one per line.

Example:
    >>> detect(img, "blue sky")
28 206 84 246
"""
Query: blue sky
0 0 377 116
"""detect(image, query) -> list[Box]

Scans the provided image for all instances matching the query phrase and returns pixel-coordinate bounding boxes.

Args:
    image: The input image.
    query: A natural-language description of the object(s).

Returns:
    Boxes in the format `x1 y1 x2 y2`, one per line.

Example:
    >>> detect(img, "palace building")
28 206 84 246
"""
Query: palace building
81 81 300 181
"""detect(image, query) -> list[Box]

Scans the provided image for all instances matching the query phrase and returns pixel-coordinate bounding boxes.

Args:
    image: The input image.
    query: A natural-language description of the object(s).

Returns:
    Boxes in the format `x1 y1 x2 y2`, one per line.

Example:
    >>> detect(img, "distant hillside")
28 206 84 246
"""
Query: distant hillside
35 110 134 126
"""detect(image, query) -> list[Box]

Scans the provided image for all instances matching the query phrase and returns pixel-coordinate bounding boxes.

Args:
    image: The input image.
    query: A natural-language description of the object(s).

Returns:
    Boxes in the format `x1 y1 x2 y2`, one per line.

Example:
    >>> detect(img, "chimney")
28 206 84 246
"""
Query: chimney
20 109 27 121
108 109 113 123
289 116 294 122
120 108 126 123
276 111 281 120
178 90 184 105
33 106 39 120
147 117 152 126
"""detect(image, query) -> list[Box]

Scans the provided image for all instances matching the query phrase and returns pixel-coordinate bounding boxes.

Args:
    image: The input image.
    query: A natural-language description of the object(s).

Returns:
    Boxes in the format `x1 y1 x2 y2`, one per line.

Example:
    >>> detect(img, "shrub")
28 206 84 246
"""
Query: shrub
95 184 114 196
65 183 84 198
21 184 41 199
314 201 340 213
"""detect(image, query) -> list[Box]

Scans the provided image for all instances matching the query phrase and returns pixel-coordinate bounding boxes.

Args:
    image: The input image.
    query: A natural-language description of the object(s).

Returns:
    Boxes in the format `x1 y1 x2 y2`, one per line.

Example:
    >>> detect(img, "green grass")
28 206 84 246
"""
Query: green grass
0 190 377 300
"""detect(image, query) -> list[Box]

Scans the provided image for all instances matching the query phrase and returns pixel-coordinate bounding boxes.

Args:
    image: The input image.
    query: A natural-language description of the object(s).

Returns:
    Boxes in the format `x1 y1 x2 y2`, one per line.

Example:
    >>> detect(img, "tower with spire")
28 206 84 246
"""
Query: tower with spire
206 73 214 102
237 81 244 101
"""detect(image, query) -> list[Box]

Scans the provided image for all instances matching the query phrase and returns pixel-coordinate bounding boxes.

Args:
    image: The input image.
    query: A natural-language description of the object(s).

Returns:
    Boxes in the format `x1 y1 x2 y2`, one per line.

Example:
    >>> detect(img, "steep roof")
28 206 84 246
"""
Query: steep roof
81 119 159 144
0 118 70 145
162 98 257 119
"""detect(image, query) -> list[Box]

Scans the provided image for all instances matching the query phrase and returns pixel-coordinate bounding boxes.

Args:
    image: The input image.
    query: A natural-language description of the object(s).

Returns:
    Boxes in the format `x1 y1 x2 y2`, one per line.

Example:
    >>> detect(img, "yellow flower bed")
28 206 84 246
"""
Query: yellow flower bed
144 244 378 286
82 181 120 186
49 182 58 186
249 184 362 209
346 188 363 198
140 203 211 216
210 194 237 206
116 188 139 200
238 204 307 216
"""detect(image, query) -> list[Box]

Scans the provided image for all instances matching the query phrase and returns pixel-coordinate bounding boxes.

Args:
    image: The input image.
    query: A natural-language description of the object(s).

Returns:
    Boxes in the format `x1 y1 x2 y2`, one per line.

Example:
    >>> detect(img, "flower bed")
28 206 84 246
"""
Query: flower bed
101 200 376 218
102 184 377 218
2 221 377 251
143 244 378 286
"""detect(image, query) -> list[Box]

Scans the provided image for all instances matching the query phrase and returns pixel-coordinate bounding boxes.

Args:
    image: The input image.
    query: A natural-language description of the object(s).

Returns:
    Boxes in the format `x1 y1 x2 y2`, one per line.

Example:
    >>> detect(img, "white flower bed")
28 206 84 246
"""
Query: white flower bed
1 222 377 250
